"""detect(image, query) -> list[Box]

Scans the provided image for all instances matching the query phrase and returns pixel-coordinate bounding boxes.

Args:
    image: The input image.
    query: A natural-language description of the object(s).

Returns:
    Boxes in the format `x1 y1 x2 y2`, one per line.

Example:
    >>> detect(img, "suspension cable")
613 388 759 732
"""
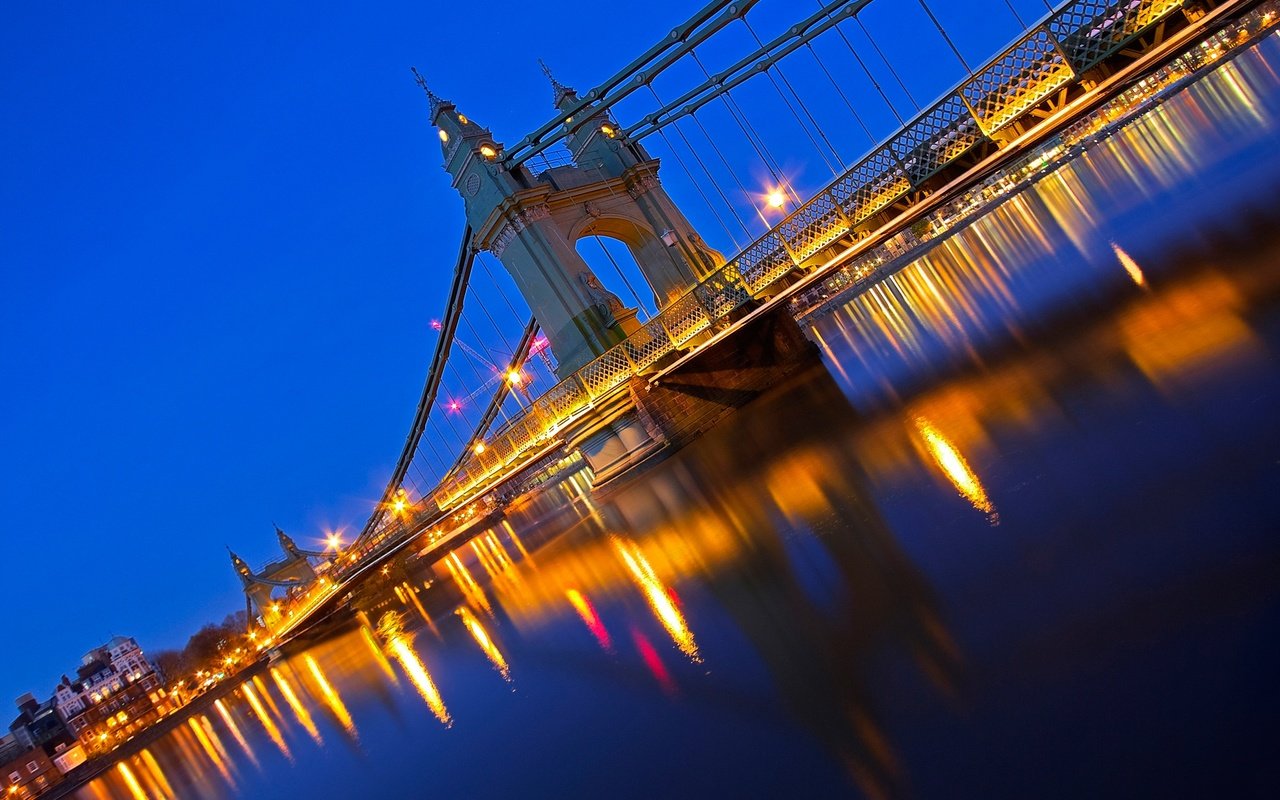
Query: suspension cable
854 16 919 115
646 83 753 245
742 16 843 174
690 50 797 208
804 39 876 146
1001 0 1026 28
917 0 972 74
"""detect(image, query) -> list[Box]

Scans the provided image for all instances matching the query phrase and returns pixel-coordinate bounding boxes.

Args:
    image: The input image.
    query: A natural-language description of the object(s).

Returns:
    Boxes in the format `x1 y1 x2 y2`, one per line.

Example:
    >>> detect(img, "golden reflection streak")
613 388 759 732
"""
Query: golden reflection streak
446 552 492 615
304 654 357 739
116 762 148 800
139 750 175 800
241 682 292 760
200 716 237 778
914 417 998 521
402 580 440 637
214 698 259 767
251 675 286 723
170 726 218 797
272 668 323 746
361 624 402 683
501 519 533 562
384 630 453 726
566 589 613 652
457 606 511 680
187 717 235 788
611 536 701 662
1111 242 1148 289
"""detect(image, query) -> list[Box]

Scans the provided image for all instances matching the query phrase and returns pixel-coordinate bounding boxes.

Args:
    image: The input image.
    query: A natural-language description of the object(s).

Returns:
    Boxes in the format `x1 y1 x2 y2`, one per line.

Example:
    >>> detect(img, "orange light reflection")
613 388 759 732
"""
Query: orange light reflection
304 655 357 739
914 417 998 522
612 536 701 662
457 606 511 680
241 683 292 760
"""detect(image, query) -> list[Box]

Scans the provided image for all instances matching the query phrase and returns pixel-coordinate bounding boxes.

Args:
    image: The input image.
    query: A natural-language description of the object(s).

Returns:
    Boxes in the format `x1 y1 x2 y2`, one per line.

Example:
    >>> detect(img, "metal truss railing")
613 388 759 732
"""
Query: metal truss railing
426 0 1193 511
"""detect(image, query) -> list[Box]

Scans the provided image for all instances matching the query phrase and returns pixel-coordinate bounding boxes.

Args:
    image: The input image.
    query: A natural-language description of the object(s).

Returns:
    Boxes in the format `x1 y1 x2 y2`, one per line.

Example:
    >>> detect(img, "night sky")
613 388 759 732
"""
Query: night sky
1 0 1053 703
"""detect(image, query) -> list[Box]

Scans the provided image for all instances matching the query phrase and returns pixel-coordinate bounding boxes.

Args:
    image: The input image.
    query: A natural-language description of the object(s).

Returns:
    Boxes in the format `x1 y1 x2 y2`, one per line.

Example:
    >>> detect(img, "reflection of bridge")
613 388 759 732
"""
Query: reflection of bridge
233 0 1270 643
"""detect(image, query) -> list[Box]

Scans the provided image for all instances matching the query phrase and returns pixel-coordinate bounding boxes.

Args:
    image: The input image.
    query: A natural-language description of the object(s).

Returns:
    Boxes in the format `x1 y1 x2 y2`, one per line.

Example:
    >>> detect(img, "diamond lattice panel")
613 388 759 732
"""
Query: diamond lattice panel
626 319 673 371
890 94 985 185
694 267 751 321
831 147 910 224
579 346 633 400
1050 0 1183 72
535 378 587 430
660 292 712 347
736 233 795 294
962 28 1075 134
779 191 851 263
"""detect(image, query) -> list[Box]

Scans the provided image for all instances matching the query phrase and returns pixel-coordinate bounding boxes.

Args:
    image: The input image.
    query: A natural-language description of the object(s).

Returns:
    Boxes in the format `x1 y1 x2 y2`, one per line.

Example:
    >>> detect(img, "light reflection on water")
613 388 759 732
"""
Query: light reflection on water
78 37 1280 800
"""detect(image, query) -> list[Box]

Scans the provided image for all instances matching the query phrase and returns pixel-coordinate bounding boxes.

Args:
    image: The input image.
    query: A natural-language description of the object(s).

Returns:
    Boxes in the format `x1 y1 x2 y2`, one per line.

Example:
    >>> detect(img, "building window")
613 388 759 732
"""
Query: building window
8 771 19 782
26 761 37 772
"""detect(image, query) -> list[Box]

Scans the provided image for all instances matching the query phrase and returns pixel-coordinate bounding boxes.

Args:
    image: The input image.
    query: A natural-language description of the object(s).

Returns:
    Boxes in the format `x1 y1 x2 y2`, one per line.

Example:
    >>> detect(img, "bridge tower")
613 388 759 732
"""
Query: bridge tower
420 69 722 376
228 536 319 629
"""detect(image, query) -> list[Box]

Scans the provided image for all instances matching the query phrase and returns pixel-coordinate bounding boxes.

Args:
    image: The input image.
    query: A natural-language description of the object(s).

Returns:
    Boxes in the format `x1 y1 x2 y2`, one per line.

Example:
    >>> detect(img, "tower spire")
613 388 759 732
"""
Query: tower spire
539 59 576 107
410 66 449 121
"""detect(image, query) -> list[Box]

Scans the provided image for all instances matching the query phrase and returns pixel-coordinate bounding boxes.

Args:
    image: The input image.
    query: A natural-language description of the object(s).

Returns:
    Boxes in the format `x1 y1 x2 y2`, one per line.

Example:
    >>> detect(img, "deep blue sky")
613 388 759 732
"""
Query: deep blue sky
1 0 1051 702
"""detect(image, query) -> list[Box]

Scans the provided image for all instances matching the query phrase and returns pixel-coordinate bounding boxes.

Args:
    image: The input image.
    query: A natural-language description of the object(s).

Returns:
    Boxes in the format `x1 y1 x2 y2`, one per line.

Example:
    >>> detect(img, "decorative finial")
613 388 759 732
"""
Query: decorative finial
410 66 448 120
538 58 575 106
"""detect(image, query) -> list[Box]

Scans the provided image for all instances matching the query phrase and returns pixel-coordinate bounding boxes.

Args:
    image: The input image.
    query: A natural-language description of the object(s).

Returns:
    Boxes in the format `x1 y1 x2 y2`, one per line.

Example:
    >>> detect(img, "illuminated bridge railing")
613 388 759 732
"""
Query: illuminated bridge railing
428 0 1187 510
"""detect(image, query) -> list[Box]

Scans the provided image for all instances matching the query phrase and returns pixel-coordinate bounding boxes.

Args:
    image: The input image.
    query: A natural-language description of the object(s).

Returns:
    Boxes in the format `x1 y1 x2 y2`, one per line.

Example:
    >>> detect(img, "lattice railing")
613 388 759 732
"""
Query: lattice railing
579 344 635 400
661 291 713 347
695 266 752 321
626 319 675 370
735 233 796 294
890 94 985 185
962 28 1077 134
1050 0 1185 73
832 146 912 224
778 191 852 263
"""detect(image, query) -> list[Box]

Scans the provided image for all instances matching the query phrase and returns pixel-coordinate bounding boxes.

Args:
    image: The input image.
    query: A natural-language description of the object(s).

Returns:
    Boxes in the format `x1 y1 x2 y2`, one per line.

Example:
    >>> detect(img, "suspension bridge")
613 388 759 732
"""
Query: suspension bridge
229 0 1274 646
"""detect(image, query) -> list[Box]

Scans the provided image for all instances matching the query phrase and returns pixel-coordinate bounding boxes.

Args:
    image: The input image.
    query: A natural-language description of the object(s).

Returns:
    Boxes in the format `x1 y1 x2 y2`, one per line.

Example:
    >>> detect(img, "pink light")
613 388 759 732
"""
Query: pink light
447 400 461 412
632 628 676 695
528 335 550 356
430 320 442 331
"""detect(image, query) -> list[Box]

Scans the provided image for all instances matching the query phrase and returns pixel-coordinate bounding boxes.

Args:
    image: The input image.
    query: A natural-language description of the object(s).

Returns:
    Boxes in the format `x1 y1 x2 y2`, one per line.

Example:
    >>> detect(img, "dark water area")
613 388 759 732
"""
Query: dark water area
79 36 1280 799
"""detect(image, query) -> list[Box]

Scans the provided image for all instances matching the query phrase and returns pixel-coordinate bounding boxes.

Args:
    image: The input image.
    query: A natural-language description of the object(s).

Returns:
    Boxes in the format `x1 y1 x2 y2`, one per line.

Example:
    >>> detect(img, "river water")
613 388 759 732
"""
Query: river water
79 33 1280 800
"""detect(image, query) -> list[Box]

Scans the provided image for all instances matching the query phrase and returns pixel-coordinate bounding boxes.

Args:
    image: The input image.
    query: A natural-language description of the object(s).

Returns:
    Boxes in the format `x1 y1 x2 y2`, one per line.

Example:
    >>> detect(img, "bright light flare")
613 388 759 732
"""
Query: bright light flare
766 188 786 209
1112 242 1148 288
506 369 523 385
380 613 451 725
611 537 700 662
457 606 510 680
914 417 997 521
